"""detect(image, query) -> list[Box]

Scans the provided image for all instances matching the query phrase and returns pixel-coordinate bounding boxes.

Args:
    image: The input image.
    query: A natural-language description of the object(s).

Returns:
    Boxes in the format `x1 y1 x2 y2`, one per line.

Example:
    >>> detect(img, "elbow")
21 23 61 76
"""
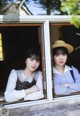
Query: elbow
4 96 11 103
54 91 63 95
4 93 14 103
54 89 66 95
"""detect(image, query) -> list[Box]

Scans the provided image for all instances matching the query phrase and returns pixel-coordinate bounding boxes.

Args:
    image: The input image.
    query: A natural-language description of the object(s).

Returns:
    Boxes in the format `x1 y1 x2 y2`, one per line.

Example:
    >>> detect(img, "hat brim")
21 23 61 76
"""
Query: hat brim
52 43 74 54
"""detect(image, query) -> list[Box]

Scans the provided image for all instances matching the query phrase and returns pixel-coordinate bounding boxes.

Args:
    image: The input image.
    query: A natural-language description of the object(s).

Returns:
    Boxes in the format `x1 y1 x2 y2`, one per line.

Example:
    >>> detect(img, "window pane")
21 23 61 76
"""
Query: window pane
50 24 80 97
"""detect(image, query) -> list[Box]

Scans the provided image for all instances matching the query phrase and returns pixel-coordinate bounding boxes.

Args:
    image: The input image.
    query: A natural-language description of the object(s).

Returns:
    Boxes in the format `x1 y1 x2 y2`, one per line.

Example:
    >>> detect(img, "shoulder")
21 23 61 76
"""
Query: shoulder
65 65 79 72
9 69 22 78
71 66 78 70
35 70 42 76
10 69 16 74
8 69 18 81
65 65 72 70
34 70 42 80
71 66 80 73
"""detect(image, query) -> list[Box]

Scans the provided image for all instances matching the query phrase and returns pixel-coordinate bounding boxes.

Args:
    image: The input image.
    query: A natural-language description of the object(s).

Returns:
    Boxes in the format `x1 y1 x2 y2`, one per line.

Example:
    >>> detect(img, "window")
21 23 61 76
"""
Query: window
0 16 80 108
0 23 46 104
50 23 80 97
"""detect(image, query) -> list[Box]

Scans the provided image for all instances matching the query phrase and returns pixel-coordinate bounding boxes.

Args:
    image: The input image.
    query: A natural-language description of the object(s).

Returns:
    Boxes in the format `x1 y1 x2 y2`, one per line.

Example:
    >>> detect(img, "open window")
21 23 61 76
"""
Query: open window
0 23 46 104
50 23 80 97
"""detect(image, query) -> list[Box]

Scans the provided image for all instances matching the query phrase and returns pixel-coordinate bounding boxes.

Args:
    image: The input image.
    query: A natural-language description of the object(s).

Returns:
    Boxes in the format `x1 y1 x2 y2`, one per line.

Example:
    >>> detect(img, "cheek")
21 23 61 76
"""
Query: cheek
25 60 31 66
36 63 40 67
54 57 58 62
65 56 67 61
25 59 28 64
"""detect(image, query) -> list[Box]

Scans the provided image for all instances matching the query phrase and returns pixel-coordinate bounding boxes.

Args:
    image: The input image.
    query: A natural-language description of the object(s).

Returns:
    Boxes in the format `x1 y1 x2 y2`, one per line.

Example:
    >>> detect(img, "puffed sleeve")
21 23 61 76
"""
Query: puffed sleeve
4 69 26 103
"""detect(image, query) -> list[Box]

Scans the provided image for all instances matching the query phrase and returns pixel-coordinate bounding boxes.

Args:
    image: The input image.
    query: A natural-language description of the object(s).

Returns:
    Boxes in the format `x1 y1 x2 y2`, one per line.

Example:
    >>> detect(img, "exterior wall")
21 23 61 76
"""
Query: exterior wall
3 96 80 116
2 3 32 16
8 99 80 116
20 9 28 15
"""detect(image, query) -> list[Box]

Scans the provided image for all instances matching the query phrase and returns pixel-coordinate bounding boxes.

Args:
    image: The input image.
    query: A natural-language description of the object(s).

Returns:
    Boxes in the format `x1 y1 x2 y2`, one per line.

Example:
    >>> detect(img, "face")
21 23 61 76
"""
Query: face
25 56 40 72
54 53 67 67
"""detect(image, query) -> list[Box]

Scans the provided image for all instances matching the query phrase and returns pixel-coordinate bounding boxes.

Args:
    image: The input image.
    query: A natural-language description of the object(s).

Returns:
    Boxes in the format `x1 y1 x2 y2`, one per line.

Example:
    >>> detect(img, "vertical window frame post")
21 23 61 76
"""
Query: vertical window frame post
44 20 53 101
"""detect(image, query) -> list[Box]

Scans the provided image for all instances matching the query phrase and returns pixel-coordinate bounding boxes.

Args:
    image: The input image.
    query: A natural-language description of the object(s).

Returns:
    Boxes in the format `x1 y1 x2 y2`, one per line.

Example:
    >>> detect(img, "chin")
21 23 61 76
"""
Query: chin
58 64 65 66
31 68 36 72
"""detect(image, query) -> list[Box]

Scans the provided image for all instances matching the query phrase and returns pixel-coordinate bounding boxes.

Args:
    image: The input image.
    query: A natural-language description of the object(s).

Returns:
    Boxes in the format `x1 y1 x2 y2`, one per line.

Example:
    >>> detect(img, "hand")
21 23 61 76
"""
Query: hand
25 85 39 95
62 83 70 87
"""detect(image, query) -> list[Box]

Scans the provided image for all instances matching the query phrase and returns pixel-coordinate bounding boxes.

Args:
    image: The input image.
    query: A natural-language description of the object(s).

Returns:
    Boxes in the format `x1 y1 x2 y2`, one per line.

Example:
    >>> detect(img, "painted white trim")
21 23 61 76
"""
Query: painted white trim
4 99 48 109
19 15 71 23
4 94 80 109
0 15 3 22
0 15 80 23
0 15 71 23
43 20 53 101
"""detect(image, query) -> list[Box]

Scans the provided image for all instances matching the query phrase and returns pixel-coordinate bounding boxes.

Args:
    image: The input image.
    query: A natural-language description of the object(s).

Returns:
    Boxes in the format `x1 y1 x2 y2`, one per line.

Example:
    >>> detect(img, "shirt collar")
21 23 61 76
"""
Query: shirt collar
53 65 72 75
22 71 35 82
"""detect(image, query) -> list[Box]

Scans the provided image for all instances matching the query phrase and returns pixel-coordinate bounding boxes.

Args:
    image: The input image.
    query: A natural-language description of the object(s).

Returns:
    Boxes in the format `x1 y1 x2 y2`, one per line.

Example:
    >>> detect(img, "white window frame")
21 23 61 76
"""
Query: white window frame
0 15 80 109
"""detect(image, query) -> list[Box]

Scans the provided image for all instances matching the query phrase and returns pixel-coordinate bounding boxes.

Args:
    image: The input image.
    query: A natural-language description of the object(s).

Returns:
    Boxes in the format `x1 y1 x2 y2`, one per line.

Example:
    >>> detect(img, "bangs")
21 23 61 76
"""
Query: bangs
25 48 41 61
29 54 40 61
53 47 68 55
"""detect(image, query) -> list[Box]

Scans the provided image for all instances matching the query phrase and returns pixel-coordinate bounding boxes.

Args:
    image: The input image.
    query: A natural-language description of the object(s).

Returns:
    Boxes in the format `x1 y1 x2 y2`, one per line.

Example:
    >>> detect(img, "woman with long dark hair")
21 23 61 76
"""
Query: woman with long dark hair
4 48 44 102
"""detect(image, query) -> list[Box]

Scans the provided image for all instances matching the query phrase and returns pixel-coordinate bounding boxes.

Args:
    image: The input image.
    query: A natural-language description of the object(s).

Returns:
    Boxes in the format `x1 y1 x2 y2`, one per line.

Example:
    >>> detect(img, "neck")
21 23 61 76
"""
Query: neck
55 65 65 74
23 68 33 77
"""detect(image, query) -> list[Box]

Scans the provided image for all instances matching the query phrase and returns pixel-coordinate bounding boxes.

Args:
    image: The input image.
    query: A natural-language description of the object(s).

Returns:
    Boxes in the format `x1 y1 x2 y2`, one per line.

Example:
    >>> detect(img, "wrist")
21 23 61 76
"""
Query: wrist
25 89 29 95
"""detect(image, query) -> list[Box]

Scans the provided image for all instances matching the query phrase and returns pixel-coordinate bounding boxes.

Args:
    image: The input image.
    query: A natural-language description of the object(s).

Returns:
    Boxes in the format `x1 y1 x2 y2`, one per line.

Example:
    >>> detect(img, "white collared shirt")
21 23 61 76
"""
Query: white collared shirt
53 65 72 75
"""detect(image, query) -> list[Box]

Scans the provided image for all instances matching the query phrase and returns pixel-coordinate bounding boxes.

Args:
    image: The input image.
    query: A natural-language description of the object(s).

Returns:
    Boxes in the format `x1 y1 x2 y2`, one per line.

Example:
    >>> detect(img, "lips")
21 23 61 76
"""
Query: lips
31 66 36 69
59 61 64 64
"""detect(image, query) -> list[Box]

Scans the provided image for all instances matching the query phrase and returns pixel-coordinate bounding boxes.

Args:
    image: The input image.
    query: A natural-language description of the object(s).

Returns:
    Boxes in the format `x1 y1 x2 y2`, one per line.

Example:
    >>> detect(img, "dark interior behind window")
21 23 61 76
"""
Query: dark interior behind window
0 26 41 92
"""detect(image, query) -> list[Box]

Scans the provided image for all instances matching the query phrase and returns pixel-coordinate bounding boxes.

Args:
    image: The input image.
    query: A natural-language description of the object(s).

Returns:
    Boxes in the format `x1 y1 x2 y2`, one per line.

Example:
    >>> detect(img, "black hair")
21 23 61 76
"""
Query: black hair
53 47 68 56
25 48 41 61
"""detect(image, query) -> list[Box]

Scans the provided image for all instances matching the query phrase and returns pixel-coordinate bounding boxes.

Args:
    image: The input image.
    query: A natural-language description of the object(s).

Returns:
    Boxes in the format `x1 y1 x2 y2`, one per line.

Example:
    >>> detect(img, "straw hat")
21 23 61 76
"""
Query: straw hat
52 40 74 54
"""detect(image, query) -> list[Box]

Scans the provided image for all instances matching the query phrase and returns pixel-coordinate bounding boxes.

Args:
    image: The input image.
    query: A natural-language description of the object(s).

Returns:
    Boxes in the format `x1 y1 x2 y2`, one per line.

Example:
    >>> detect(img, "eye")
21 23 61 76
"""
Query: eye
55 54 59 57
30 58 34 61
30 58 40 63
36 59 40 63
62 53 67 56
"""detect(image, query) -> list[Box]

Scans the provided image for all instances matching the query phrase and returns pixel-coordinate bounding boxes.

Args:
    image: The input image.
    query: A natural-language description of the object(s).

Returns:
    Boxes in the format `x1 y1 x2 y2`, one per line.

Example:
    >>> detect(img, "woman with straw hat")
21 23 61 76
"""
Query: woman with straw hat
52 40 80 95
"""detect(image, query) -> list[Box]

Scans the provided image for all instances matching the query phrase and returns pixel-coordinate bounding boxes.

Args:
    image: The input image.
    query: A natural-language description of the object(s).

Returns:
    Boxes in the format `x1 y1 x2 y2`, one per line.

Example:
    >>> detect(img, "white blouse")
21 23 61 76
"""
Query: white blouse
4 69 44 102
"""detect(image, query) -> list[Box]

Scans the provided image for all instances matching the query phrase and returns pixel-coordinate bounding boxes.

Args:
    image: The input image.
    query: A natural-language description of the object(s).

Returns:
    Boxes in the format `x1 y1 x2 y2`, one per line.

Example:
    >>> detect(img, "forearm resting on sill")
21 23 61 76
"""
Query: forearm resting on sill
25 85 39 95
54 92 80 97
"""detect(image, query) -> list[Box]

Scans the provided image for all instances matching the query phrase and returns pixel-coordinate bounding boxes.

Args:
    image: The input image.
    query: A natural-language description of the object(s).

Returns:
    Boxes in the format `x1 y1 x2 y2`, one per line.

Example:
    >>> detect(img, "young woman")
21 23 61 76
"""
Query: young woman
52 40 80 95
4 48 44 102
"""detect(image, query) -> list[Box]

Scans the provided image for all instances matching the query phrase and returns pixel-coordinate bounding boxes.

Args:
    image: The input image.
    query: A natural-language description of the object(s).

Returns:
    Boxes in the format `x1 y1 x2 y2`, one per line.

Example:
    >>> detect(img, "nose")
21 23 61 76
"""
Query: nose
33 60 36 65
59 55 63 59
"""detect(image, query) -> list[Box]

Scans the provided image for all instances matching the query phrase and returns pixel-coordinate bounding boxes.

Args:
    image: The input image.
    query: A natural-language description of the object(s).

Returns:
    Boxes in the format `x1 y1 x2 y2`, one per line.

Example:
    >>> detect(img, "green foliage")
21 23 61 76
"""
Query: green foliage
61 0 80 28
70 15 80 28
